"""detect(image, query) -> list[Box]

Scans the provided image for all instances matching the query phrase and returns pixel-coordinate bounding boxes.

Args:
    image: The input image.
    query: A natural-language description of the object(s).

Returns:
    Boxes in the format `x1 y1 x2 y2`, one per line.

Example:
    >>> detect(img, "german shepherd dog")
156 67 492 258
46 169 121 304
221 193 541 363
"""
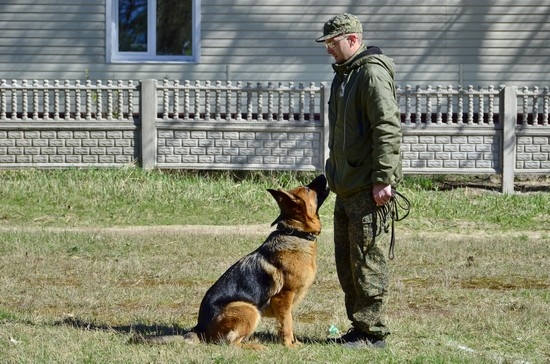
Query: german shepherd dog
137 174 329 348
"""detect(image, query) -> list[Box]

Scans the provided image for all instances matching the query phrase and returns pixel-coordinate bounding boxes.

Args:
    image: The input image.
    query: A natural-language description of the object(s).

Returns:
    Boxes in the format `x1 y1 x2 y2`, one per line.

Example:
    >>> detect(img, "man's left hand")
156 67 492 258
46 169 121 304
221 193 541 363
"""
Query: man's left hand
373 183 392 206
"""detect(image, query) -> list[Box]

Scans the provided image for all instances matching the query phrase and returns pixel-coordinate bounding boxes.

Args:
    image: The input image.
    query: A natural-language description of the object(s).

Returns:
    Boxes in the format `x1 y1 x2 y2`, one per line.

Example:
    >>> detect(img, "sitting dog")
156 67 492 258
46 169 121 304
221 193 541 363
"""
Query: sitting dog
136 174 329 348
186 175 329 347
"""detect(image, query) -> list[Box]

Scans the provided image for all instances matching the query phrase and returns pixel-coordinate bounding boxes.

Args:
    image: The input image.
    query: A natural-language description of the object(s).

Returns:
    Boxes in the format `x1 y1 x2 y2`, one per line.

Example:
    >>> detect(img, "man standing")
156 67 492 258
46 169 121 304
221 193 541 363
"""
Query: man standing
316 13 403 348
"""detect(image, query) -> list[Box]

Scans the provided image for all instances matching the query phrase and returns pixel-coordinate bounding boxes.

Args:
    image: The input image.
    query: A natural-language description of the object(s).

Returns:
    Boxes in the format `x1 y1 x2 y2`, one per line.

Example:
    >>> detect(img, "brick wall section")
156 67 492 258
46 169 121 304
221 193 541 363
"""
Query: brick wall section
2 122 549 176
156 123 323 170
516 131 550 171
0 123 137 167
401 128 501 173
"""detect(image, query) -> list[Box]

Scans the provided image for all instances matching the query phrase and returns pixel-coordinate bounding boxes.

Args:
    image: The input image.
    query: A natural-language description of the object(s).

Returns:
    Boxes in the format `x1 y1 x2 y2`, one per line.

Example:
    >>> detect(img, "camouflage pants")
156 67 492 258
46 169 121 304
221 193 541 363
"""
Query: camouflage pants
333 189 391 339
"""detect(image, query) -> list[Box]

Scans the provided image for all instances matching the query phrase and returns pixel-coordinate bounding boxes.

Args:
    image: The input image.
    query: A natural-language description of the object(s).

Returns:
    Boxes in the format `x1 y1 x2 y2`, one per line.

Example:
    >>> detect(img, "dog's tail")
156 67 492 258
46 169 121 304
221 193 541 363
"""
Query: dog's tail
129 330 200 345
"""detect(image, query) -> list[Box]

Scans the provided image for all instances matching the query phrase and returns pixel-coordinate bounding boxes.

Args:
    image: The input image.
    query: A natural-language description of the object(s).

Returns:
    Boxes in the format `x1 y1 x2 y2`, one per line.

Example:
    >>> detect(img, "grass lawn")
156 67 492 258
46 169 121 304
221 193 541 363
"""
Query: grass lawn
0 169 549 363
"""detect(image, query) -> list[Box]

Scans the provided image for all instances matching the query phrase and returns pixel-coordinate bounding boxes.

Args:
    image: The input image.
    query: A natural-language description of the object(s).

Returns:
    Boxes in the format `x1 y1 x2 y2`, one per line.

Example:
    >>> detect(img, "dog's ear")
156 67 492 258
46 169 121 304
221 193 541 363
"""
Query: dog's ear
267 188 294 226
267 188 294 205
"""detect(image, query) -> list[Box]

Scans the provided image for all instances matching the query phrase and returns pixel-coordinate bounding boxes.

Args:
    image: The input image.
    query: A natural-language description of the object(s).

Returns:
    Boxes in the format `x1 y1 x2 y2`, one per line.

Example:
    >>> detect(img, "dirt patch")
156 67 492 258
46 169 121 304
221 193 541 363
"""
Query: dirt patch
0 224 548 241
0 224 271 236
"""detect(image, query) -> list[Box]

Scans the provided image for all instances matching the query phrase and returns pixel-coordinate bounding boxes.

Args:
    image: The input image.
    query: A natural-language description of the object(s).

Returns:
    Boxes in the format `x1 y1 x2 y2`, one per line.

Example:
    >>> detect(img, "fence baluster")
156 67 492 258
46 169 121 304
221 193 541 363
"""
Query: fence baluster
11 80 18 120
533 86 539 125
543 87 549 126
426 85 432 124
64 80 71 120
183 80 190 120
226 81 232 121
106 80 113 120
478 86 484 124
215 80 222 121
309 82 316 122
257 82 264 122
173 80 180 120
436 85 442 124
246 82 253 122
446 85 453 124
96 80 103 121
162 79 169 120
288 82 295 122
236 81 243 121
299 83 305 122
405 85 411 124
522 86 529 125
43 80 50 121
457 85 463 124
467 85 474 124
415 85 421 124
195 80 202 121
85 80 92 120
206 80 212 120
117 80 125 120
277 82 284 122
267 81 274 122
128 80 134 121
203 80 210 121
487 85 495 126
0 80 6 119
33 80 39 120
22 80 28 121
75 80 81 121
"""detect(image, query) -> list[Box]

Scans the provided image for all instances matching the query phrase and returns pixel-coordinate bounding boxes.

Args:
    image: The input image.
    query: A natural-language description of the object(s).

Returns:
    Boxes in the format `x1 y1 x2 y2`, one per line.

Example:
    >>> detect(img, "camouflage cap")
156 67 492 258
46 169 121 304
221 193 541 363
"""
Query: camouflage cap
315 13 363 42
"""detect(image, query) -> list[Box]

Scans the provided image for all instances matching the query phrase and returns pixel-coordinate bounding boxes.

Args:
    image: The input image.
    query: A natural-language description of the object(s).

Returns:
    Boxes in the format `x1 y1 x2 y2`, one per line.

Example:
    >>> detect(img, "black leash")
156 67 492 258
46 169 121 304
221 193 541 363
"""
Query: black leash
374 189 411 260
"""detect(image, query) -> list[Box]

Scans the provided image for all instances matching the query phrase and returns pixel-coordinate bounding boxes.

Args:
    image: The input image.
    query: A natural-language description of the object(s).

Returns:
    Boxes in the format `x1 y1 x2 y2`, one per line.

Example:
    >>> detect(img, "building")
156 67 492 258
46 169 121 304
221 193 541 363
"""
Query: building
1 0 549 87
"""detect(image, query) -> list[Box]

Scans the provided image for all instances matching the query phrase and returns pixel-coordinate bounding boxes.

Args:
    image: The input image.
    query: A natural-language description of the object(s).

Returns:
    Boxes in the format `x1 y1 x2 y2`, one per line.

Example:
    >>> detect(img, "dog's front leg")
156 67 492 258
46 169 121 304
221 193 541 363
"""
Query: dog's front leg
269 291 298 348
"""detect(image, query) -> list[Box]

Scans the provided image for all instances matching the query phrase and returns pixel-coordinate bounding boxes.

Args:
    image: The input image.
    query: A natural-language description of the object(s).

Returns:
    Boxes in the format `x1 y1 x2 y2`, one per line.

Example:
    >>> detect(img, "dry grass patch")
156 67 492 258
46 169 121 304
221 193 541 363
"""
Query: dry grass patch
1 226 548 363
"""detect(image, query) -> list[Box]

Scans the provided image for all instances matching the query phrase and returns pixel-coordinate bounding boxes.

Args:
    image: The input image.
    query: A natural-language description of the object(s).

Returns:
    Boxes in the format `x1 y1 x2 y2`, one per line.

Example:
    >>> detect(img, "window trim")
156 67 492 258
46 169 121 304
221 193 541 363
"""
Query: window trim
106 0 201 64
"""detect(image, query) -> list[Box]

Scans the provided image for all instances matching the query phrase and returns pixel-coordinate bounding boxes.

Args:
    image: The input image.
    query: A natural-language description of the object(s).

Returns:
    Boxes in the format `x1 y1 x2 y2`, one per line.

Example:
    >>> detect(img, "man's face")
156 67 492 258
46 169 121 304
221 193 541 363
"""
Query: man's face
324 34 356 63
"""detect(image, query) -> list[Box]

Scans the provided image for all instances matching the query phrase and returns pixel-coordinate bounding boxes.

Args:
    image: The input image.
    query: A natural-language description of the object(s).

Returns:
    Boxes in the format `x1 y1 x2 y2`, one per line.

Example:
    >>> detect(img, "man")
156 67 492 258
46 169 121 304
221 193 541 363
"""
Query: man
315 13 403 348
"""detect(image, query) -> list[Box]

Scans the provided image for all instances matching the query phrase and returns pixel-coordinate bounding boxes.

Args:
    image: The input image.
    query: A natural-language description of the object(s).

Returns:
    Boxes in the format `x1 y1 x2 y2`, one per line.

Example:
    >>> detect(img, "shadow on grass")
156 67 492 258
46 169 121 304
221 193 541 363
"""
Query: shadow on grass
56 316 326 345
439 182 550 193
405 174 550 193
56 316 188 338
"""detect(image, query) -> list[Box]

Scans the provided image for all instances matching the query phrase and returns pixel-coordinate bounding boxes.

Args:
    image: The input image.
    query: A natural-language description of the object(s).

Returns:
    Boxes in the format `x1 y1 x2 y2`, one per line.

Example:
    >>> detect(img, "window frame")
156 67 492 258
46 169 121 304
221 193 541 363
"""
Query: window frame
106 0 201 63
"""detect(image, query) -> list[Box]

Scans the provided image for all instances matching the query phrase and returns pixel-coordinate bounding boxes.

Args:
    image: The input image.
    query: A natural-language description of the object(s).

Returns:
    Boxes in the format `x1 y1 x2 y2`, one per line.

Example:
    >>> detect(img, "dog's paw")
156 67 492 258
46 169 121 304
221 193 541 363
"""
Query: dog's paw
284 339 302 349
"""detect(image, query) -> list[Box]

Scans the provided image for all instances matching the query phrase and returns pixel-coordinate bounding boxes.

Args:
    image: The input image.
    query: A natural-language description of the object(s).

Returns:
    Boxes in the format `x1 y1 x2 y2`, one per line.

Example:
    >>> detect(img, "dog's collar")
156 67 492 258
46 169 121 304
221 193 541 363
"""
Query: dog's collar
276 223 317 241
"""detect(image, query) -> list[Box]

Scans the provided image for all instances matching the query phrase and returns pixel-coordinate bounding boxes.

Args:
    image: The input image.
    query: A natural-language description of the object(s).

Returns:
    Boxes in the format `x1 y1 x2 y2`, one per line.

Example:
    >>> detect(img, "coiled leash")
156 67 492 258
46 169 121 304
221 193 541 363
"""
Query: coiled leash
374 188 411 260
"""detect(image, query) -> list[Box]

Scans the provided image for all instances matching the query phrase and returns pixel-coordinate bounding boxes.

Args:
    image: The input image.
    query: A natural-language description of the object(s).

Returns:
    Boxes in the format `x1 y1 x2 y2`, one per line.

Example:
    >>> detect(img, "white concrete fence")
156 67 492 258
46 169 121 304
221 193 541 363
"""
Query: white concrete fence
0 79 549 193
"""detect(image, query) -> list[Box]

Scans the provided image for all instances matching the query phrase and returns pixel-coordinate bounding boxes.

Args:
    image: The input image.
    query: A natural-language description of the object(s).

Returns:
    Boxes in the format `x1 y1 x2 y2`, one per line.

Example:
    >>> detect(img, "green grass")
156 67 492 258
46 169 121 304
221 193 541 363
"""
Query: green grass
1 169 549 231
0 169 323 227
0 169 549 363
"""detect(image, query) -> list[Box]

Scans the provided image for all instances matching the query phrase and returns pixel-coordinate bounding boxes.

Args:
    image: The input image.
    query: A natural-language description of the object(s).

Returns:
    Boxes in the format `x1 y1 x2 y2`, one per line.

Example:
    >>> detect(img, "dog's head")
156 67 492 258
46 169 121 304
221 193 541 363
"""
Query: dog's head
267 174 330 234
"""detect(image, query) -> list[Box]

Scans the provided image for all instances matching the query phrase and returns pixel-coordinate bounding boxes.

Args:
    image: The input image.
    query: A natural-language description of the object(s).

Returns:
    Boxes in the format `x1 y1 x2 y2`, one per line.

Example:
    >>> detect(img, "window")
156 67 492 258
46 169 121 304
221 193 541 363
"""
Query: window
107 0 200 63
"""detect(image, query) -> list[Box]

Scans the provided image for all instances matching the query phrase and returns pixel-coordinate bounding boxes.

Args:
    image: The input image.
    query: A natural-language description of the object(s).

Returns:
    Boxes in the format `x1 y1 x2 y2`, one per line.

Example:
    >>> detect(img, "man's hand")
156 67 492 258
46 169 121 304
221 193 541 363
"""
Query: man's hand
372 183 392 206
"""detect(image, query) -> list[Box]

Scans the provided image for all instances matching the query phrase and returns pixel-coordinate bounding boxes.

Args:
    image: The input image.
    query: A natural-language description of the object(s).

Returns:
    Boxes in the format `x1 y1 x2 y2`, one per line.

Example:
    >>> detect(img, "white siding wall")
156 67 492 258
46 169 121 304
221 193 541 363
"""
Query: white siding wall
0 0 548 87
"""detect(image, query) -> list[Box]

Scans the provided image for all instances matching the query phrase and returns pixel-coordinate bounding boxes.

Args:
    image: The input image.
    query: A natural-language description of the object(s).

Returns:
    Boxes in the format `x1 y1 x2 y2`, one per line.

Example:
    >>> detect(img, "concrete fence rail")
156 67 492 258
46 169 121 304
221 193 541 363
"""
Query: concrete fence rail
0 79 549 193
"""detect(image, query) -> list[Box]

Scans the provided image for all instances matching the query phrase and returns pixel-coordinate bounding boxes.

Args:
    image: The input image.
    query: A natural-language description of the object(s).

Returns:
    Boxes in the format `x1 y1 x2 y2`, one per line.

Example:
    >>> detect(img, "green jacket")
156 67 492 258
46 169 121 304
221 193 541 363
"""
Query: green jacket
325 45 403 197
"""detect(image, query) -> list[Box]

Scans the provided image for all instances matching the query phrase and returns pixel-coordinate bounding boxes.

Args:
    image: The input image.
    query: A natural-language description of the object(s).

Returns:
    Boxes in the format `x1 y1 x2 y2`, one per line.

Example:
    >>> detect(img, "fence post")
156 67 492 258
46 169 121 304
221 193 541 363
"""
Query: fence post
140 79 157 169
500 86 517 194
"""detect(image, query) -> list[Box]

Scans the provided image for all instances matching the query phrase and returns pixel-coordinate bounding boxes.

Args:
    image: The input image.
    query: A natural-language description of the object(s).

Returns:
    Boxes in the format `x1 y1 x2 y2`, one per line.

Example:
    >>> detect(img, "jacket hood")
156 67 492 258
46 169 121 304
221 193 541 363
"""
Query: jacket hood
332 44 395 79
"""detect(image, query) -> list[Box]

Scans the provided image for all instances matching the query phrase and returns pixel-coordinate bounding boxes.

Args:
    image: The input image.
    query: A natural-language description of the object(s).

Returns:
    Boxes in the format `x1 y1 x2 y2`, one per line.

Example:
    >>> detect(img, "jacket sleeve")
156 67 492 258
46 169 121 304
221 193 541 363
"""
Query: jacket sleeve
363 64 402 186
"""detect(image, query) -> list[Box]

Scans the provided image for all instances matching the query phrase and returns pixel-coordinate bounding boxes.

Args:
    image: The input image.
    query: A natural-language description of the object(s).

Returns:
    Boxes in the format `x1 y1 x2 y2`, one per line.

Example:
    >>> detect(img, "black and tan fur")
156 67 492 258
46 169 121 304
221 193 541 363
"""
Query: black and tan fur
137 174 329 348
